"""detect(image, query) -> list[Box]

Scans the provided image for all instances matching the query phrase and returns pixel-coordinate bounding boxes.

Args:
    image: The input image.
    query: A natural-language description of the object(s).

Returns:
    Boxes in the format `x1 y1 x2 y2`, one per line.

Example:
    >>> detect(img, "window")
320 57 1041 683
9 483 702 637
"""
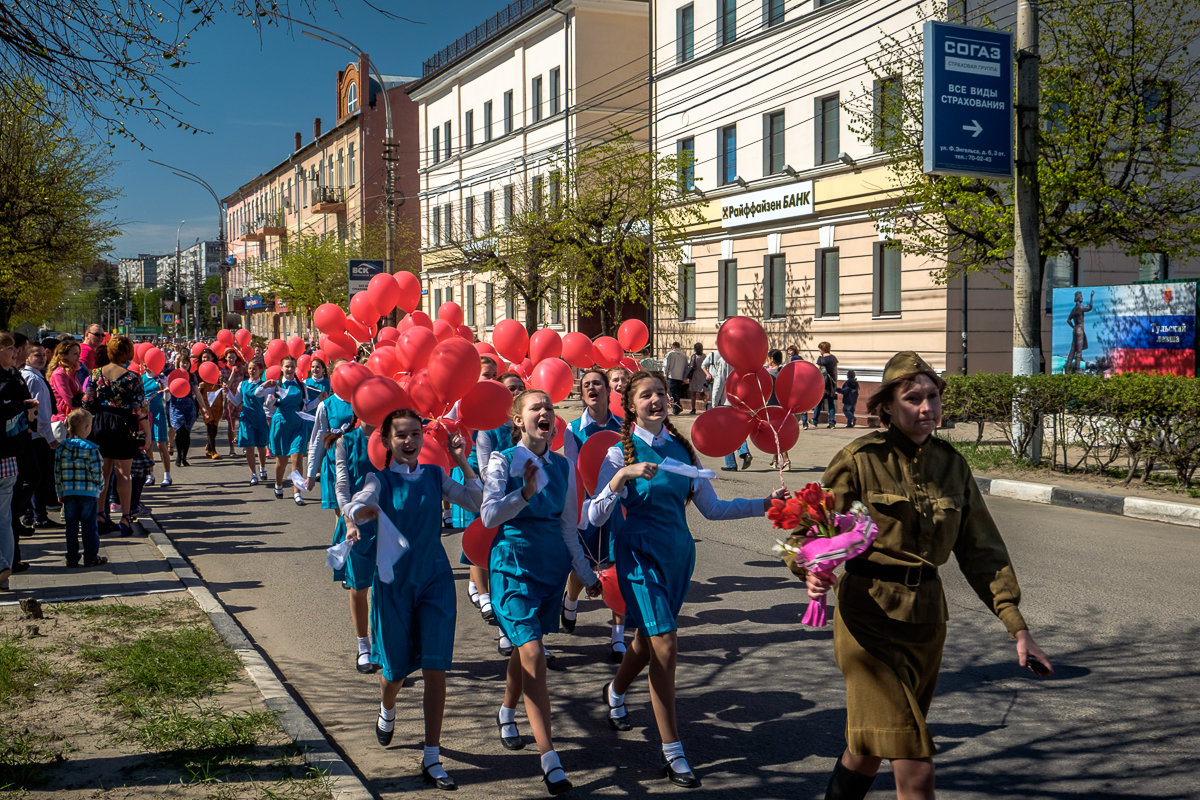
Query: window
1139 253 1168 281
676 137 696 190
465 196 475 238
485 283 495 326
505 290 515 320
816 94 840 164
434 288 443 309
531 76 543 123
549 283 562 325
718 259 738 318
465 284 476 326
484 101 494 142
432 206 441 246
1141 79 1172 141
531 175 544 213
550 68 561 115
503 91 514 134
678 262 696 320
1044 251 1077 313
443 203 453 242
549 172 561 209
676 4 694 63
431 128 440 165
348 144 356 186
873 77 903 152
816 248 839 316
483 190 494 230
719 124 737 185
347 82 358 114
718 0 736 46
503 184 515 222
443 121 452 160
763 254 786 318
445 286 453 304
765 0 784 27
873 242 901 316
763 110 785 175
327 155 334 187
301 169 308 207
337 148 344 187
465 110 474 149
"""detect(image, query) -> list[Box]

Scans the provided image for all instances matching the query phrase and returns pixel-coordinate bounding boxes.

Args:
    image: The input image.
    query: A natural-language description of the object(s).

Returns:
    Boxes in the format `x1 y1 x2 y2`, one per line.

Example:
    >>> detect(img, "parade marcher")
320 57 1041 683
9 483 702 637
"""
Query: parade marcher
266 355 317 504
305 358 354 507
448 355 498 529
221 349 247 457
806 351 1052 800
481 388 598 796
343 408 482 792
331 416 378 673
167 358 200 474
237 359 270 485
561 368 626 661
302 356 332 461
54 409 105 568
141 362 171 488
589 371 785 788
196 348 225 459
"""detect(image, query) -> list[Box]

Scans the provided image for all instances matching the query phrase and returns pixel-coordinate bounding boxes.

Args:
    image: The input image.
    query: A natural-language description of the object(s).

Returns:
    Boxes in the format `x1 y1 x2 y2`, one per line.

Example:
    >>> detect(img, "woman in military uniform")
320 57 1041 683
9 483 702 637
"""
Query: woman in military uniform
806 351 1053 800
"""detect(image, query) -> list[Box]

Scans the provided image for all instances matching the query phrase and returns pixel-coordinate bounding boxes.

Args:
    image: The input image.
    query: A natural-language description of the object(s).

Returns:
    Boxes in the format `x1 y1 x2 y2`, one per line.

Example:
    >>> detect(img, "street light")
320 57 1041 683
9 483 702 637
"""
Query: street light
175 220 186 341
151 161 227 325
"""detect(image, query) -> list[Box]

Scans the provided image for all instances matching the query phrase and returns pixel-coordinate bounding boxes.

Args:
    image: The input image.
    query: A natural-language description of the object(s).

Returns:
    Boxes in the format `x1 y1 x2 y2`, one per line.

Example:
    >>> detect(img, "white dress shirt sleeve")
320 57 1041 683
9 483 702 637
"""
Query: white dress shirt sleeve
587 445 626 527
480 451 526 528
346 472 383 523
690 477 766 520
307 401 331 479
560 465 596 585
441 468 483 512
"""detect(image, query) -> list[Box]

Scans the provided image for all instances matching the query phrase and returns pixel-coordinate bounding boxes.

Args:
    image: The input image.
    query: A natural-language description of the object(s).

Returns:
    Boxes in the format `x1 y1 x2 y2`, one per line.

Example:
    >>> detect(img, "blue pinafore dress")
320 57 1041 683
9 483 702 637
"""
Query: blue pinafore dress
456 422 513 558
143 372 169 443
615 435 697 637
318 395 356 510
566 413 623 564
488 447 572 647
370 466 457 680
331 427 376 586
269 380 306 456
237 379 269 448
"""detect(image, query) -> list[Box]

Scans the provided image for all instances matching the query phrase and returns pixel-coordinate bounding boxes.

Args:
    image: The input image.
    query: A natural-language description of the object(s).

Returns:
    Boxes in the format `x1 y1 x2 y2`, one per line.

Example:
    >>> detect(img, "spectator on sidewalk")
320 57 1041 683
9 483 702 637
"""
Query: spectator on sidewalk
813 341 839 428
0 331 38 590
80 324 105 375
20 341 61 528
766 349 791 470
702 345 752 472
838 370 860 428
49 339 84 435
686 343 707 413
55 409 106 568
663 342 688 415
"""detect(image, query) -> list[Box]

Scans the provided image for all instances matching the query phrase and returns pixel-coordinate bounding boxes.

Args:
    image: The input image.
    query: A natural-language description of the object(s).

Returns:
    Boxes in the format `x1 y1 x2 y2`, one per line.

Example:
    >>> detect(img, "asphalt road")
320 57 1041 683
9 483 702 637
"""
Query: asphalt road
148 426 1200 800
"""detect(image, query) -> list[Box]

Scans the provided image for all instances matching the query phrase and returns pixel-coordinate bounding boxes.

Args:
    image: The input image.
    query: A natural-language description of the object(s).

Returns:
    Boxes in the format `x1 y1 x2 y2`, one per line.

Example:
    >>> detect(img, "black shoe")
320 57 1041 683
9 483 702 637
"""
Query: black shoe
542 765 572 796
740 453 753 470
480 601 495 623
609 641 626 663
662 755 701 789
498 635 514 658
355 652 377 674
83 556 108 567
34 518 62 529
719 466 737 472
560 594 577 634
496 712 524 750
603 682 632 731
11 561 30 573
375 713 394 746
422 762 457 791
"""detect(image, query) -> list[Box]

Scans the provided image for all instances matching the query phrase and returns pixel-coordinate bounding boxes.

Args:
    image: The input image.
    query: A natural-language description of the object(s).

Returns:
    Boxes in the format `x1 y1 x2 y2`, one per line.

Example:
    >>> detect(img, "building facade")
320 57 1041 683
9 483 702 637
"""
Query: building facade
117 255 162 290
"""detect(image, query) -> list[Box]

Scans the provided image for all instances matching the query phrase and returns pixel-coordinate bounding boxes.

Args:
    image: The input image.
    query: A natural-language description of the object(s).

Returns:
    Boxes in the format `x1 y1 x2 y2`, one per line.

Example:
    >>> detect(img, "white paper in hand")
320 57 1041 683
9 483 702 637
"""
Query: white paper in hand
375 513 410 583
658 457 716 480
326 539 353 570
508 448 548 493
206 390 221 404
288 470 308 493
297 411 316 422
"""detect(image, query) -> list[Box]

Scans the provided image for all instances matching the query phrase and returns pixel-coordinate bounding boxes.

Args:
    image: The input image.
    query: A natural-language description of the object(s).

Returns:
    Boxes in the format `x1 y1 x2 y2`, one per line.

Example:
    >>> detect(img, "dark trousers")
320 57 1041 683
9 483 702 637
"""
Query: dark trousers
812 393 837 425
64 495 100 565
668 379 684 410
26 438 57 520
174 426 191 465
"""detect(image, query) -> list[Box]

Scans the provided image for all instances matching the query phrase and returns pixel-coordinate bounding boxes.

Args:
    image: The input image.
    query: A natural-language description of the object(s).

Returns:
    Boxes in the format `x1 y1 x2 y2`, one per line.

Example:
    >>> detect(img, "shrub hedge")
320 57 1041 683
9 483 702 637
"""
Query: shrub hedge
942 373 1200 488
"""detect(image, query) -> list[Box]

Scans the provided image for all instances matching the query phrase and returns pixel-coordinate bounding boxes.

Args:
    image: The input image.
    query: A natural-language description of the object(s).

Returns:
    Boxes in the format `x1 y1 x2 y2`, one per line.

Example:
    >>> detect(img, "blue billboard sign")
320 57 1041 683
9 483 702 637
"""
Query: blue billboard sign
922 21 1013 179
348 259 384 301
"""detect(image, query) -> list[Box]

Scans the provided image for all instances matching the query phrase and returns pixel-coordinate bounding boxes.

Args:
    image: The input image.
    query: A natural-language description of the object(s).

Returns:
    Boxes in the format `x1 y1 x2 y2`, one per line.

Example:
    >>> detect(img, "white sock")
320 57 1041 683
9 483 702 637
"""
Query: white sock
608 683 626 717
357 636 370 654
478 592 492 610
540 749 563 776
610 624 625 644
498 705 518 738
467 580 478 598
378 702 395 732
423 744 448 778
662 741 690 773
563 596 579 612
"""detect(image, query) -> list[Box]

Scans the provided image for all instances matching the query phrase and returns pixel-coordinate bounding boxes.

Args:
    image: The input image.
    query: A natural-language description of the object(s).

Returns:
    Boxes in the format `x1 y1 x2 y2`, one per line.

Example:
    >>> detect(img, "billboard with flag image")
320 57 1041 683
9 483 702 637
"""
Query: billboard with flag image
1050 281 1198 376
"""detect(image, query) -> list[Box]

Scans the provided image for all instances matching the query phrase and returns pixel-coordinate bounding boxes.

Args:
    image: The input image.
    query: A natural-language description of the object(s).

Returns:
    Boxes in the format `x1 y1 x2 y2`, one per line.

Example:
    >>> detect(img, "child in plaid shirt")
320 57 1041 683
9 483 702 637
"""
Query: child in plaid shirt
54 409 106 568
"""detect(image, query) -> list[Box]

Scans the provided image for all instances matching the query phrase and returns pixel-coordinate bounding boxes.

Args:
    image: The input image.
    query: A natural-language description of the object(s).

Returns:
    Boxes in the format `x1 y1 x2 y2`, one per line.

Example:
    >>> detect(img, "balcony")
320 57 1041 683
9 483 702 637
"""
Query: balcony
241 220 265 242
260 211 287 238
312 187 347 214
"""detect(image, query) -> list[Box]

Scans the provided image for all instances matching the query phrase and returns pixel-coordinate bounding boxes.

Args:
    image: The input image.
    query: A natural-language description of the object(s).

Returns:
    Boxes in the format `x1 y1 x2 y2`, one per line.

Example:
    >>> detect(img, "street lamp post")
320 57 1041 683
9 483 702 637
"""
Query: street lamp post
175 220 186 341
151 161 227 328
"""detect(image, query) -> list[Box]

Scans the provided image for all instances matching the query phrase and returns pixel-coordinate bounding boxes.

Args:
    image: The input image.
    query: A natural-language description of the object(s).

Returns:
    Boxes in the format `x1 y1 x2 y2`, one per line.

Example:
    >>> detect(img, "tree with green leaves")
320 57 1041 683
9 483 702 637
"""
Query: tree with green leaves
845 0 1200 352
0 77 118 330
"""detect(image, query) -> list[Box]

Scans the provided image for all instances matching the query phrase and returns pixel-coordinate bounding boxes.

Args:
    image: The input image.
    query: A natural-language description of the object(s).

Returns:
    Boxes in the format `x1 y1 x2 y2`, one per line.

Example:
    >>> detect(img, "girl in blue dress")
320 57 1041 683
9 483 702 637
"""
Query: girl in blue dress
343 408 481 791
302 356 331 460
167 366 199 471
331 417 378 674
266 356 317 504
238 358 270 485
561 368 626 661
481 389 598 796
305 358 355 508
141 368 171 487
589 371 785 789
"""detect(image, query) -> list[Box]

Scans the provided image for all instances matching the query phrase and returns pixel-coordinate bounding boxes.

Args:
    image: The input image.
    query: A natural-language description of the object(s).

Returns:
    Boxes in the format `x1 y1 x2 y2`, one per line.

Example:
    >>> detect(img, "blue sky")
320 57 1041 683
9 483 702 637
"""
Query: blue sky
107 0 502 257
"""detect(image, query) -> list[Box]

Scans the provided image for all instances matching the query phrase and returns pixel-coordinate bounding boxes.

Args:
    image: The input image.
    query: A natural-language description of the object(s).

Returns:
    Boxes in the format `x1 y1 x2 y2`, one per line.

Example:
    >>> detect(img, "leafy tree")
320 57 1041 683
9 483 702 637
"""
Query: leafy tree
845 0 1200 351
0 77 118 329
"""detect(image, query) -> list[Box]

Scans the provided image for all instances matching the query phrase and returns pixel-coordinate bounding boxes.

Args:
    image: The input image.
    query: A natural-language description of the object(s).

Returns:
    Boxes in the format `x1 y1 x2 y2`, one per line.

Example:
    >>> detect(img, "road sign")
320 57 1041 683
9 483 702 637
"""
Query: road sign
162 313 176 325
208 293 220 305
348 259 385 301
132 326 162 335
922 21 1013 179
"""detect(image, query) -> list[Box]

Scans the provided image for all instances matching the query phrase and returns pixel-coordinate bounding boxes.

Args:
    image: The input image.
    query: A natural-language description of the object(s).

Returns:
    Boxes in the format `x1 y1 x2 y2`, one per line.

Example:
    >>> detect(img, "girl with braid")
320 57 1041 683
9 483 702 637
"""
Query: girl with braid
588 371 786 789
330 416 379 674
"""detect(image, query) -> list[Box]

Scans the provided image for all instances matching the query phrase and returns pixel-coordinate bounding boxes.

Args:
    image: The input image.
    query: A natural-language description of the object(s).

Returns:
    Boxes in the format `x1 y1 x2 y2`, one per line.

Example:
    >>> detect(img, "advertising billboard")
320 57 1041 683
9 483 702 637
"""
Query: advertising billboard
1050 281 1197 376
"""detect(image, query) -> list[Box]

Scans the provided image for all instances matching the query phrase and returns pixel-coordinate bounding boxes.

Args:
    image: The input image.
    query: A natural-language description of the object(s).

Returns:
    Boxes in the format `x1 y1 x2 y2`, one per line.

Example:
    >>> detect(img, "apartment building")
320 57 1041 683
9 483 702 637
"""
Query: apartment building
408 0 649 335
222 54 419 340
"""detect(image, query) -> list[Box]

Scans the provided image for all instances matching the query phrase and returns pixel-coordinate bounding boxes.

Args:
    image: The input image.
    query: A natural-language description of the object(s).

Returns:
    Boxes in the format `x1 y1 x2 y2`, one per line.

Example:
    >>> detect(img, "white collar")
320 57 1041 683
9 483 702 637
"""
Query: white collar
389 461 423 478
632 423 672 448
580 407 612 430
514 441 550 463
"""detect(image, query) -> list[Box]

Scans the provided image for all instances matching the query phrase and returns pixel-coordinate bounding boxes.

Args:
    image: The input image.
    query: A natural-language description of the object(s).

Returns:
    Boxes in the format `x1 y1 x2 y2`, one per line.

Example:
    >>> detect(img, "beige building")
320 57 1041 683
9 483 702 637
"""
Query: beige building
409 0 649 335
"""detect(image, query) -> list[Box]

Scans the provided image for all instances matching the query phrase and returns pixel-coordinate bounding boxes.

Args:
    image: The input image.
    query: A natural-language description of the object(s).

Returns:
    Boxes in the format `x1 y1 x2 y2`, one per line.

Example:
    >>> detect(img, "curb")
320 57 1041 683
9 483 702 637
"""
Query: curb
140 518 375 800
974 476 1200 528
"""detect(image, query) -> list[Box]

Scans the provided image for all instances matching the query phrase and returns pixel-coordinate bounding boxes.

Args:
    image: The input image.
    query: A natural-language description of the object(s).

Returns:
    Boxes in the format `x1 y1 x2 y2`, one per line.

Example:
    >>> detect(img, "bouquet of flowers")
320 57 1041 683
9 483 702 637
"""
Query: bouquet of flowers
769 483 878 627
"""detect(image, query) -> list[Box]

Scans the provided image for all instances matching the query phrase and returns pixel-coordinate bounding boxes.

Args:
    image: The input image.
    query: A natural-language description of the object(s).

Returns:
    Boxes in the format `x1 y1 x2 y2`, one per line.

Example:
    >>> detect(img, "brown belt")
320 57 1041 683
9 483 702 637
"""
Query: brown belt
845 558 938 588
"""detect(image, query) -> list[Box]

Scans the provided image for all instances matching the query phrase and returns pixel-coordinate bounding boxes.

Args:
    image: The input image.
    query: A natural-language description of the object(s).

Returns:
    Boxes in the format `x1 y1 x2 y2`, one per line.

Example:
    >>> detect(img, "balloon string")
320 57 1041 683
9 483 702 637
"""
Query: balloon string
726 393 789 493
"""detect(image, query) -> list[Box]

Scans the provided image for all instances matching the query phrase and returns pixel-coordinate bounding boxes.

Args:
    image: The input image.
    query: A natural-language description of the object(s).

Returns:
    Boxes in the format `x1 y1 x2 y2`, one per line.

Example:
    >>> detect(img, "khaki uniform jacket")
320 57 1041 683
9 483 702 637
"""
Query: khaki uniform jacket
821 426 1028 637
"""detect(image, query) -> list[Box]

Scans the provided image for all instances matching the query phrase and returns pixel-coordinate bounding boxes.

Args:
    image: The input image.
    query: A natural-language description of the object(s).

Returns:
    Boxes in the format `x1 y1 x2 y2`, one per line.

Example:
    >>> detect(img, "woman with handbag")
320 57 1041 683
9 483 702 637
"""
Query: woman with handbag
48 340 84 442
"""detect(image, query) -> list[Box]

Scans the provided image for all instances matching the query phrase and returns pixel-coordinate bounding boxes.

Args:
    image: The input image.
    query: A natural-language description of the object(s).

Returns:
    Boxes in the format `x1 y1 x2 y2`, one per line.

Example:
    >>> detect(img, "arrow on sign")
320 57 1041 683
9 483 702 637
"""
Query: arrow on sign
962 119 983 138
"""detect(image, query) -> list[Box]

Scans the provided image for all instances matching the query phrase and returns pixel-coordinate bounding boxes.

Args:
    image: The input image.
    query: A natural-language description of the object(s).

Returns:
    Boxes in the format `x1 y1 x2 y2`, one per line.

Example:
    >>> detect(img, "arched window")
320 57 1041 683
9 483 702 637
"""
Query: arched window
347 82 358 115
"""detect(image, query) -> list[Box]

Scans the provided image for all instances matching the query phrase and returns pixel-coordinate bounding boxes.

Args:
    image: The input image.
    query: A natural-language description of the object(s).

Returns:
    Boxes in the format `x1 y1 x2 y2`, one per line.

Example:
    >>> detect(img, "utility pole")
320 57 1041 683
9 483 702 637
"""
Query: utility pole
1012 0 1042 461
175 221 186 341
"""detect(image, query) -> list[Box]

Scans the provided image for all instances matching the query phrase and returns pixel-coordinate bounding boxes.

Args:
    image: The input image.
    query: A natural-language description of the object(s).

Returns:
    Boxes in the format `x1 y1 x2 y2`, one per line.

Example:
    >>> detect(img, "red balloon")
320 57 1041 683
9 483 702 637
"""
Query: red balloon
377 326 400 344
492 319 529 363
529 328 563 364
394 272 421 314
396 315 413 333
367 428 388 470
368 272 401 316
331 361 372 402
352 376 411 428
717 316 770 375
313 303 346 335
459 380 515 430
265 365 281 382
408 310 434 330
191 342 206 357
235 328 252 347
296 353 312 380
349 292 379 325
457 325 475 342
432 319 455 342
461 518 499 567
216 328 235 346
167 368 188 385
516 358 533 380
725 368 773 413
437 302 464 329
418 431 451 470
344 317 371 344
529 358 574 403
774 360 826 413
323 332 357 362
367 345 401 378
210 342 228 358
427 338 482 403
474 341 498 357
617 319 649 353
561 332 594 368
408 369 450 418
265 338 288 367
552 414 567 451
287 335 305 359
691 406 756 457
598 565 625 615
593 336 622 368
241 345 254 361
198 361 220 384
750 405 800 455
144 347 166 375
577 430 621 494
619 356 641 375
134 342 151 363
609 391 625 418
396 326 438 373
438 418 474 460
168 378 192 398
